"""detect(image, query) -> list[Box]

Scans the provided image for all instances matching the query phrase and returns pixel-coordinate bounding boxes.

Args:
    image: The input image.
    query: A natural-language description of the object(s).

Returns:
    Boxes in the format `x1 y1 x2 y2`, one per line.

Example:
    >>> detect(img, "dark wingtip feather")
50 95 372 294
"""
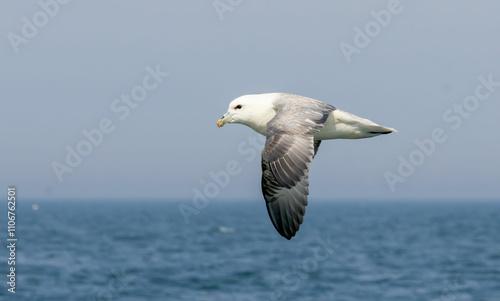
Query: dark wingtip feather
369 131 393 135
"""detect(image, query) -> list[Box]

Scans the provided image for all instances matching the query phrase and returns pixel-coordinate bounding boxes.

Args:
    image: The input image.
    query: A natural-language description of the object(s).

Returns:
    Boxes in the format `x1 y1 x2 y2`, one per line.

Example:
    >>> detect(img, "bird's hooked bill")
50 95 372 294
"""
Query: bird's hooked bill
216 118 224 127
217 113 229 127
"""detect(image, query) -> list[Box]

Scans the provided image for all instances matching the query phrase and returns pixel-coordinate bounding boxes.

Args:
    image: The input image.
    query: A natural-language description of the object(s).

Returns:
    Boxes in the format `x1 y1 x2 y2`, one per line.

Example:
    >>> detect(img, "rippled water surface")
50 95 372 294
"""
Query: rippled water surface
1 200 499 300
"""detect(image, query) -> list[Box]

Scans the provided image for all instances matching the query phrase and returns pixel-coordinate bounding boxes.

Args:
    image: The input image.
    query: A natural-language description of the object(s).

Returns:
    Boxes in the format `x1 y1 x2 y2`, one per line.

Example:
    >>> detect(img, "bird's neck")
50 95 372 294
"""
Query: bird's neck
244 109 277 136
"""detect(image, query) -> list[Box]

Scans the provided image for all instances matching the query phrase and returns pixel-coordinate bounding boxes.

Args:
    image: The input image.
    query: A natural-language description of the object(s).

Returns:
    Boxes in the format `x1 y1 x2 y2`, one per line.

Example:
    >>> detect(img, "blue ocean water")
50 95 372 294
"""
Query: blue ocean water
0 200 499 301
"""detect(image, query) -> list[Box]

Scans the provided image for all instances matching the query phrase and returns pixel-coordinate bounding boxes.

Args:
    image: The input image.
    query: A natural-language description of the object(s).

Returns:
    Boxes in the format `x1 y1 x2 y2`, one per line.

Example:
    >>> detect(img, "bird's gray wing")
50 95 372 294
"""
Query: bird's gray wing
313 140 322 158
262 150 310 240
262 97 335 239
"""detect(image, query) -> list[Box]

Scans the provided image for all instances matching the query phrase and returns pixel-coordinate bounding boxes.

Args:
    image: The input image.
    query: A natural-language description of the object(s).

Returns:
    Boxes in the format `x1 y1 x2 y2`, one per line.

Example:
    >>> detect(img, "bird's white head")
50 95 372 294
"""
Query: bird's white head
217 93 279 135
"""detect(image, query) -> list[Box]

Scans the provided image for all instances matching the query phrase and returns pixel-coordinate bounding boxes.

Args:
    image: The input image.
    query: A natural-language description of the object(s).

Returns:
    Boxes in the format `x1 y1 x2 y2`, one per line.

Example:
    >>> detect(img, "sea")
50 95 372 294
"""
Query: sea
0 199 499 301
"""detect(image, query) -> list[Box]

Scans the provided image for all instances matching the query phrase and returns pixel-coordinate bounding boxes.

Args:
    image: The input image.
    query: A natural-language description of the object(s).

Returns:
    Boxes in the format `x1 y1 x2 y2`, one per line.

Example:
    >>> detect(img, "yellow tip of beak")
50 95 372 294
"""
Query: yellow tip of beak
217 119 224 128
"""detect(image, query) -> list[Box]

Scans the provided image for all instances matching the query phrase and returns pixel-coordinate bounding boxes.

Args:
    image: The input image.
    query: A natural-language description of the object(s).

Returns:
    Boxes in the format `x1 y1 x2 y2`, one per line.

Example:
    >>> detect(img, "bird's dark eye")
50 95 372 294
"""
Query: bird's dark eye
235 105 242 109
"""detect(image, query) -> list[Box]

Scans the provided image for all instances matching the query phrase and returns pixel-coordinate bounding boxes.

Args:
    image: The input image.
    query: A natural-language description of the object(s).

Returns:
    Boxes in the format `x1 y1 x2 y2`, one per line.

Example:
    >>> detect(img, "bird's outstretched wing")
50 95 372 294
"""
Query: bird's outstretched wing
261 95 335 239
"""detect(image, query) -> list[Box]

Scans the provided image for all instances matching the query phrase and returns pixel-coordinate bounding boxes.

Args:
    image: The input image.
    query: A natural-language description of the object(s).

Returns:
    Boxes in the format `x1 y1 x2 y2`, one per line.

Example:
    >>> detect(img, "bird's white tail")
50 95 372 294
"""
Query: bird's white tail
315 109 396 140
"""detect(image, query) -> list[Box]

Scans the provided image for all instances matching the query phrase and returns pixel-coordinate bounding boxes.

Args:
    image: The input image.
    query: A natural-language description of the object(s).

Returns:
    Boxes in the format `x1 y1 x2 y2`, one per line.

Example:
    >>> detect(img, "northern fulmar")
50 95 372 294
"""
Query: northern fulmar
217 93 396 239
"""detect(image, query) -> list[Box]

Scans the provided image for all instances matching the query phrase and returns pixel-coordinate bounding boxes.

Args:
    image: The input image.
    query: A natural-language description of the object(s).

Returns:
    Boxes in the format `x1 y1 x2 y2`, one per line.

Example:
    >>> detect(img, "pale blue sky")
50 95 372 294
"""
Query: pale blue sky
1 0 499 201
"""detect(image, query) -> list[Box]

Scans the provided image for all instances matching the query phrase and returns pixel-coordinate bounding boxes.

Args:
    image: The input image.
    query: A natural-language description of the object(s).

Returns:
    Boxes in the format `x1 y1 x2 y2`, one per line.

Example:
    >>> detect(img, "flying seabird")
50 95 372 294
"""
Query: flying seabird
217 93 396 239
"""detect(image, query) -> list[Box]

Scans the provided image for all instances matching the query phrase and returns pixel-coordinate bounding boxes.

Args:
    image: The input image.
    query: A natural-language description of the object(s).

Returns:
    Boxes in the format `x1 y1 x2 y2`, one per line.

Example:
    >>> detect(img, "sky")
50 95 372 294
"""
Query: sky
0 0 499 201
